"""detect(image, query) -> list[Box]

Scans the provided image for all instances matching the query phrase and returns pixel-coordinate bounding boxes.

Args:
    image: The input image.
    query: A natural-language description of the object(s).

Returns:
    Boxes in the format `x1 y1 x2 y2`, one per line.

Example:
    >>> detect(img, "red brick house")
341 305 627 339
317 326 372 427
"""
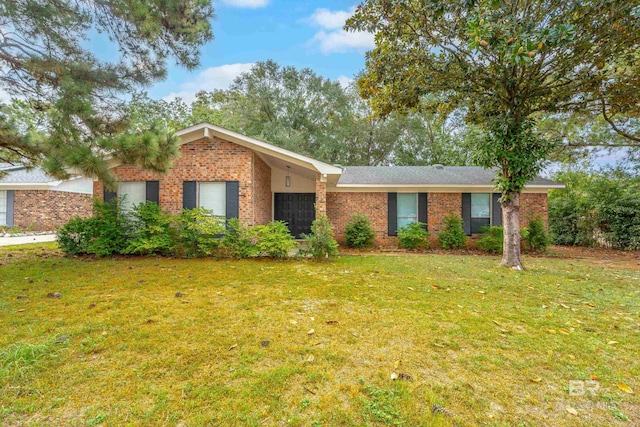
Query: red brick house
0 163 93 230
94 123 562 245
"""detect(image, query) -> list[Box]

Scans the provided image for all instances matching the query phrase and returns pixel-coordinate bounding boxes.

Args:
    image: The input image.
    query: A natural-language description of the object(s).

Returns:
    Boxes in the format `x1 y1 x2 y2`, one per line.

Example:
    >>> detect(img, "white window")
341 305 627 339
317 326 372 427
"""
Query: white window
199 182 226 217
471 193 491 218
397 193 418 230
118 182 146 212
0 190 7 226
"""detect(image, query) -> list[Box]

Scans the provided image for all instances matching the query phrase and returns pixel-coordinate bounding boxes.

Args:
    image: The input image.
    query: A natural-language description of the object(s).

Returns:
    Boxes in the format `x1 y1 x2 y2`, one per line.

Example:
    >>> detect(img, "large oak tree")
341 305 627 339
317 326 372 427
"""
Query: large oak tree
0 0 214 187
347 0 640 269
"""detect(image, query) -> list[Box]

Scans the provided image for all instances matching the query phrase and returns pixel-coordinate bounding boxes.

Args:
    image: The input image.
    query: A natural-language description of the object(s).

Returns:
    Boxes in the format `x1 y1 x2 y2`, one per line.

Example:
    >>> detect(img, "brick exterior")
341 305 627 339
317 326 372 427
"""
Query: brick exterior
520 193 548 227
315 174 327 216
252 153 272 225
326 192 396 246
428 193 462 235
95 137 272 226
327 191 549 247
13 190 93 230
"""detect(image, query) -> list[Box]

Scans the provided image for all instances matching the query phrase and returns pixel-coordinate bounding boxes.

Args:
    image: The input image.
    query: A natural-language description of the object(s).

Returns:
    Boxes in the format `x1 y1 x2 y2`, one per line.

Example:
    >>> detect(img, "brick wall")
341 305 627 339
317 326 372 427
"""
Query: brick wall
428 193 462 235
520 193 548 227
315 174 327 216
95 137 272 226
13 190 93 230
252 152 272 225
326 192 396 246
327 191 549 247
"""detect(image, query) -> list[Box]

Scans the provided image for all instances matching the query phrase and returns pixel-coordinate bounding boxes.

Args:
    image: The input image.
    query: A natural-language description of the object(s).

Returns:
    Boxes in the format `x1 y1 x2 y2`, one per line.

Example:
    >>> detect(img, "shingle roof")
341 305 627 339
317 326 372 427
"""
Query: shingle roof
337 166 561 187
0 165 59 184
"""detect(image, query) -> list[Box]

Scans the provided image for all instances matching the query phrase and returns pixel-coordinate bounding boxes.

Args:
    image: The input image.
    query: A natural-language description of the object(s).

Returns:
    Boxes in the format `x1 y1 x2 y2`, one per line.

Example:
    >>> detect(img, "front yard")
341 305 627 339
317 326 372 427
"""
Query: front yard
1 244 638 426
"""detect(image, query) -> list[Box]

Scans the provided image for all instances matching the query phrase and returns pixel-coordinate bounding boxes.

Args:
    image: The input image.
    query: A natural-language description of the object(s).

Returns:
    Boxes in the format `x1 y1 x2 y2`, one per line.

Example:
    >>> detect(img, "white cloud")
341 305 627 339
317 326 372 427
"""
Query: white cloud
308 8 354 30
337 75 353 89
163 63 254 103
306 7 375 54
220 0 269 8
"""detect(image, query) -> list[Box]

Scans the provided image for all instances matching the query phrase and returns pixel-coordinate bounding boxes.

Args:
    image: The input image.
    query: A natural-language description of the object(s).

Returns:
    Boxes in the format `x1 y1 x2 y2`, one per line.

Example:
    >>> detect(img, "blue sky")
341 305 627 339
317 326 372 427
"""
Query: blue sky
146 0 371 102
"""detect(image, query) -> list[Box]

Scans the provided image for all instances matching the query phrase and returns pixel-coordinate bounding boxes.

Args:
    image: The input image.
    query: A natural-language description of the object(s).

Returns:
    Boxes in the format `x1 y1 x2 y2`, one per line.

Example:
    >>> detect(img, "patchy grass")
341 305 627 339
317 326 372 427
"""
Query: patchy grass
0 244 638 426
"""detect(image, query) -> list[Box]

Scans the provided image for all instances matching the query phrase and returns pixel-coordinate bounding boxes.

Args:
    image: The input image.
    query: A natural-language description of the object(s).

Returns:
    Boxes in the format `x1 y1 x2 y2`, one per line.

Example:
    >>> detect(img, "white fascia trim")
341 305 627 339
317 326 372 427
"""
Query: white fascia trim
335 183 565 190
0 182 62 190
176 123 343 176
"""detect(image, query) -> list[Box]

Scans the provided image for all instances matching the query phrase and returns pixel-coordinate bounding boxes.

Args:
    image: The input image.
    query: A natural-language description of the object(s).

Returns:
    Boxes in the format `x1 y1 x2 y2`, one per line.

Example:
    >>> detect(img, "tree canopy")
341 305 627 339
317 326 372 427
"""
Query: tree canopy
0 0 214 186
347 0 640 268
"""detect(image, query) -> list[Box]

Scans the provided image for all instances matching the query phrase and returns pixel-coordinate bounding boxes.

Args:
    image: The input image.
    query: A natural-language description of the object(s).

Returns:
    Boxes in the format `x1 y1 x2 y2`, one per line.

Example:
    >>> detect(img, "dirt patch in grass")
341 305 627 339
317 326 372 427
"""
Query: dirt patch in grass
0 244 638 426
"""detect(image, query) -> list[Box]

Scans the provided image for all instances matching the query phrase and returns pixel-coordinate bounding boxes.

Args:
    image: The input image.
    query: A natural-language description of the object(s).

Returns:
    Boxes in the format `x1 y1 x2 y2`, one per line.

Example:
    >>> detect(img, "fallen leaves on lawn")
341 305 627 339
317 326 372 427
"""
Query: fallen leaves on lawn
617 382 634 394
530 377 542 383
228 344 238 351
566 406 578 415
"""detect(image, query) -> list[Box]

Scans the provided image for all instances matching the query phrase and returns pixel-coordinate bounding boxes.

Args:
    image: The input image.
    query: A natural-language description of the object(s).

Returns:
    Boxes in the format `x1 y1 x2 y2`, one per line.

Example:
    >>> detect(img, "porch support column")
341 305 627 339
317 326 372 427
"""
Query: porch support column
315 173 327 217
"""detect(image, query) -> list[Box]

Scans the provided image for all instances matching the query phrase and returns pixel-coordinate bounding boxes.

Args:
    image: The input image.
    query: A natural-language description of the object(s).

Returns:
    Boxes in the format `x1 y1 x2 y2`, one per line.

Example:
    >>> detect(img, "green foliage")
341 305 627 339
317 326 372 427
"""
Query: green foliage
347 0 640 266
0 0 213 183
57 199 130 257
476 226 504 254
302 215 339 261
123 202 174 256
248 221 298 259
397 222 429 250
361 385 406 426
523 216 549 252
174 208 226 258
0 339 60 379
549 170 640 250
437 214 468 250
219 218 255 259
56 217 95 256
344 214 376 248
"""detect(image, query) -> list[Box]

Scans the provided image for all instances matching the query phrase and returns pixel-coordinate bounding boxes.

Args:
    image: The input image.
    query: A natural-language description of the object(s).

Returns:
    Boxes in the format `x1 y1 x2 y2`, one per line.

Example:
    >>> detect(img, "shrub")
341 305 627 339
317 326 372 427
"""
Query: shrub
249 221 298 259
476 226 503 254
397 222 429 249
123 202 175 256
58 199 130 257
302 215 339 260
175 208 226 258
57 216 94 255
220 218 255 259
437 213 467 249
344 214 376 248
523 215 548 252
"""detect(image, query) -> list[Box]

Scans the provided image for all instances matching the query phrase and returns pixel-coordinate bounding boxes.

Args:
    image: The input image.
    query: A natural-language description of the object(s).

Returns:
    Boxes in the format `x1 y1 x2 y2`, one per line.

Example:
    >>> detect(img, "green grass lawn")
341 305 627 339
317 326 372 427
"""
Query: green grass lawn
1 244 638 426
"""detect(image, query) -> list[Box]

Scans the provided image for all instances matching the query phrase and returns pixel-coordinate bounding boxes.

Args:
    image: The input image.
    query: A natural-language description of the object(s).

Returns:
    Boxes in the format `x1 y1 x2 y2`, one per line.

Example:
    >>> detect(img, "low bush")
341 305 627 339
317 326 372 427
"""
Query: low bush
437 213 467 249
123 202 175 256
57 199 129 256
398 222 429 250
175 208 226 258
220 218 255 259
249 221 298 259
302 215 339 260
344 214 376 248
523 215 548 252
476 226 503 254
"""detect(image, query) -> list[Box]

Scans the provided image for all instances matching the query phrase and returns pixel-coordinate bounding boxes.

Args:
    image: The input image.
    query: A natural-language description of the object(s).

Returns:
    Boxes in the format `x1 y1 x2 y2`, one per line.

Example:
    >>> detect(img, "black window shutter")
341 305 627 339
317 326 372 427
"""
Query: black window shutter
461 193 472 235
225 181 239 219
6 190 14 227
146 181 160 204
388 192 397 236
418 192 428 230
183 181 197 209
103 187 117 203
492 193 502 226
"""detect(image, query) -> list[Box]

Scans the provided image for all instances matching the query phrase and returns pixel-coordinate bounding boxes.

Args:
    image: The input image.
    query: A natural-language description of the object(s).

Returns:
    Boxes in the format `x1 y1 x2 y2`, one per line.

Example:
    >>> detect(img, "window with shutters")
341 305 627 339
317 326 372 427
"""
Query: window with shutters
0 190 6 225
397 193 418 230
471 193 491 233
118 182 146 213
198 182 226 218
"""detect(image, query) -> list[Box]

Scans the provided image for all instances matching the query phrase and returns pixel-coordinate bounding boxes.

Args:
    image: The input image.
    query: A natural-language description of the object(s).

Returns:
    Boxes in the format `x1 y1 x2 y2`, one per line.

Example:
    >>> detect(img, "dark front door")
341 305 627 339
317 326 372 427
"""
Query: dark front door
274 193 316 238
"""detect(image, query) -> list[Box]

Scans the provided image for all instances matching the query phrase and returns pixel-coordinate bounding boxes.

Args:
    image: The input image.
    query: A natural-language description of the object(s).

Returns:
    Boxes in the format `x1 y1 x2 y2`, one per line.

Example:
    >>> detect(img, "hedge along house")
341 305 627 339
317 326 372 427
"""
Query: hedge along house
0 163 94 230
94 123 563 245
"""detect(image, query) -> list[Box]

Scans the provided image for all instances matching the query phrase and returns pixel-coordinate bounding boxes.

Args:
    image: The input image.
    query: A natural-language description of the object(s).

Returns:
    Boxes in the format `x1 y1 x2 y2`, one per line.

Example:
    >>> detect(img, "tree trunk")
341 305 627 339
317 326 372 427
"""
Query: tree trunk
500 191 524 270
